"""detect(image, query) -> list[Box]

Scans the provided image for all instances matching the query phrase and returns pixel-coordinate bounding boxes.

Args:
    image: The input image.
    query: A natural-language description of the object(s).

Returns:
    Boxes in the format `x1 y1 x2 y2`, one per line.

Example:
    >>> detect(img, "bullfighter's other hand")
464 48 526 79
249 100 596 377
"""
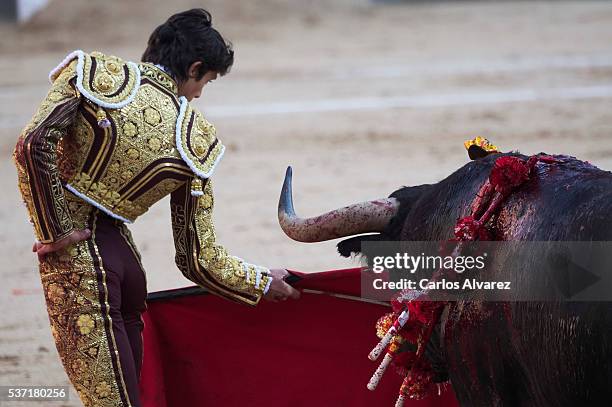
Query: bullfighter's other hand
32 228 91 262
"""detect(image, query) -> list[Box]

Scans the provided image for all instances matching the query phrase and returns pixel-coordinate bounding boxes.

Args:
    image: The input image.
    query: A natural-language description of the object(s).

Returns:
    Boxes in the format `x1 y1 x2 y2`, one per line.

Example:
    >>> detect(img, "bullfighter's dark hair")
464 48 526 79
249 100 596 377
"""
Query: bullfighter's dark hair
141 8 234 82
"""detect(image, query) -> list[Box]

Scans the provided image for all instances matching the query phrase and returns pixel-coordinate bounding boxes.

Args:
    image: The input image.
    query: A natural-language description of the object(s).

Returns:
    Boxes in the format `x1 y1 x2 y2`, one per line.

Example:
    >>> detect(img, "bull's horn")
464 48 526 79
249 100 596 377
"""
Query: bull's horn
278 166 399 243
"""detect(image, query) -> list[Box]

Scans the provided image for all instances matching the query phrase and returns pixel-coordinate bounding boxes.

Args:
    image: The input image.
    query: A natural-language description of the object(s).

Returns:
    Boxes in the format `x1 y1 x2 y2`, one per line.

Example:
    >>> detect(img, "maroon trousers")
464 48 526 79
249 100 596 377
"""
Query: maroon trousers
94 213 148 406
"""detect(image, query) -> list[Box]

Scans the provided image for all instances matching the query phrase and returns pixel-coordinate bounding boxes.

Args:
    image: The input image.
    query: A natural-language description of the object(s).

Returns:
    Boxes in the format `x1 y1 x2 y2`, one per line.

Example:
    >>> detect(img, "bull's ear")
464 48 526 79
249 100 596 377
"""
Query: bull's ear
337 234 384 258
464 136 501 160
468 145 492 160
389 184 431 202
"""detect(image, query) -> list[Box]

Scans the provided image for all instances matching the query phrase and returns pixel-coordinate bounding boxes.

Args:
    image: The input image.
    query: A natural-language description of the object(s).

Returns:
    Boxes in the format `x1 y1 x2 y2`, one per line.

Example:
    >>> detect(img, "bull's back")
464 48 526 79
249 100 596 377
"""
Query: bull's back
415 154 612 406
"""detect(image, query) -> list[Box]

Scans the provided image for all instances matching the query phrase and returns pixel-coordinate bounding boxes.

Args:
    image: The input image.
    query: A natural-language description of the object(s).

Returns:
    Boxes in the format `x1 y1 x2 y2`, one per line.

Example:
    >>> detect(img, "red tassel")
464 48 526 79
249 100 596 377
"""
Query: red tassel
489 156 530 194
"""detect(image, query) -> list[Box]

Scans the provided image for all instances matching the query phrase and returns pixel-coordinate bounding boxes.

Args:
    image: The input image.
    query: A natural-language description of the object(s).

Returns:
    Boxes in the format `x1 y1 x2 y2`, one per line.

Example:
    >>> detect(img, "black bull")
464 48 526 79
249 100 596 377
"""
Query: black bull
282 153 612 406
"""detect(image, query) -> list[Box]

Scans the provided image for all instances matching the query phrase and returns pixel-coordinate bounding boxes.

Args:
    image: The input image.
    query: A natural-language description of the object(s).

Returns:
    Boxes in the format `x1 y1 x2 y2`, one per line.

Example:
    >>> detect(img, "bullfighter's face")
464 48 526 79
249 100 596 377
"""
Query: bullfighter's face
179 62 218 102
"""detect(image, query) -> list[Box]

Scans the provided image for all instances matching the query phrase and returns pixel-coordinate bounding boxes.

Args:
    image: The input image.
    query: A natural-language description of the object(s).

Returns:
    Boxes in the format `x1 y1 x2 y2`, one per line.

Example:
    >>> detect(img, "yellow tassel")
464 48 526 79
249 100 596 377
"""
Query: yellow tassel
464 136 500 160
96 107 111 128
464 136 500 153
191 177 204 197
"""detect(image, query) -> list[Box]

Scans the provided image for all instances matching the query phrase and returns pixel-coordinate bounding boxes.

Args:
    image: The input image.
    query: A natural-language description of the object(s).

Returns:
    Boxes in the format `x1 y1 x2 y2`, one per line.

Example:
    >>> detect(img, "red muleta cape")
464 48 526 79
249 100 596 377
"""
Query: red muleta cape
139 268 459 406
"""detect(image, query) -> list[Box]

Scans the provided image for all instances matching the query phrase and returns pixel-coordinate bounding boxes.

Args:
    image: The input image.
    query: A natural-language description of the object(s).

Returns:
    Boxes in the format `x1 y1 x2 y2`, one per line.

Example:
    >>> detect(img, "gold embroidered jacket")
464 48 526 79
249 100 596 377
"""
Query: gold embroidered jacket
14 50 271 305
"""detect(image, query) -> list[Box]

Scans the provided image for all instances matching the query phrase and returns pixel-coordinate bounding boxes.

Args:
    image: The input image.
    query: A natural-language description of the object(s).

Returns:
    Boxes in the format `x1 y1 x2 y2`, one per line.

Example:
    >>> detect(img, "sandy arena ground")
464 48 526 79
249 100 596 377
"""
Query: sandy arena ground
0 0 611 405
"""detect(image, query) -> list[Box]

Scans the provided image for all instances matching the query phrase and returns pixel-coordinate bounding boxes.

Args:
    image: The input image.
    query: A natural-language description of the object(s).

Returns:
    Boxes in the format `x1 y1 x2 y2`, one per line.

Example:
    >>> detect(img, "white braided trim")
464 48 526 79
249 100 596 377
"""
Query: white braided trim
175 96 226 179
255 268 262 289
242 260 251 282
65 184 133 224
256 266 271 288
239 260 272 292
77 51 141 109
263 276 273 295
51 50 141 109
191 190 204 197
48 50 82 83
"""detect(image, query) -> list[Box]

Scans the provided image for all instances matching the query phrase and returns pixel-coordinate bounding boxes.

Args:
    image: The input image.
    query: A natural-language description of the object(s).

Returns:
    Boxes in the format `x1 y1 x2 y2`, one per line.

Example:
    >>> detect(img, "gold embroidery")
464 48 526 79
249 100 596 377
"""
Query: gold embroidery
196 114 215 144
192 135 208 158
73 172 93 190
178 104 224 176
193 180 270 301
144 108 161 125
64 71 193 222
35 196 131 406
76 314 95 335
104 58 122 75
94 73 115 92
138 63 178 94
13 59 79 243
95 381 113 398
70 172 146 221
108 162 120 172
199 192 212 209
123 122 137 137
126 148 140 160
147 137 162 152
21 52 219 228
58 112 94 181
47 283 65 305
79 52 138 106
169 181 266 306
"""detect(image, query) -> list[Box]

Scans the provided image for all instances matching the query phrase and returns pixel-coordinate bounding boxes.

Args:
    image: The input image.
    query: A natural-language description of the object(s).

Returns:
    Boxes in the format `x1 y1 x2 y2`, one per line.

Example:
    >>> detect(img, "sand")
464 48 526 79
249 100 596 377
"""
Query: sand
0 0 611 405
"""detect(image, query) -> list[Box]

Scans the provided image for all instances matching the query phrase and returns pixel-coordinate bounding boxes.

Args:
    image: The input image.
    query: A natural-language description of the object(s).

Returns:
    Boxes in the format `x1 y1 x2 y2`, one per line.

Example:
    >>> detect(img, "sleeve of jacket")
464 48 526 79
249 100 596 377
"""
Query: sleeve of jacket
13 60 81 243
170 177 272 306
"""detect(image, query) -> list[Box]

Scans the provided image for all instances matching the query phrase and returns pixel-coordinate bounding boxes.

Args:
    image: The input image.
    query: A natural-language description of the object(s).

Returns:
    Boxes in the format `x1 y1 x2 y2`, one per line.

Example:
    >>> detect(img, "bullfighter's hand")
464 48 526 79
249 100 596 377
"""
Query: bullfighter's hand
32 228 91 262
264 268 301 302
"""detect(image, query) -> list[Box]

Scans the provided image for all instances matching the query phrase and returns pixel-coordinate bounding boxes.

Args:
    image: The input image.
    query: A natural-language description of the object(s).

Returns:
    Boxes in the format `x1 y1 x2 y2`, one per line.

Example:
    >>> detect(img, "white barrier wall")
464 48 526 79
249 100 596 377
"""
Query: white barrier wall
0 0 50 22
18 0 49 22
